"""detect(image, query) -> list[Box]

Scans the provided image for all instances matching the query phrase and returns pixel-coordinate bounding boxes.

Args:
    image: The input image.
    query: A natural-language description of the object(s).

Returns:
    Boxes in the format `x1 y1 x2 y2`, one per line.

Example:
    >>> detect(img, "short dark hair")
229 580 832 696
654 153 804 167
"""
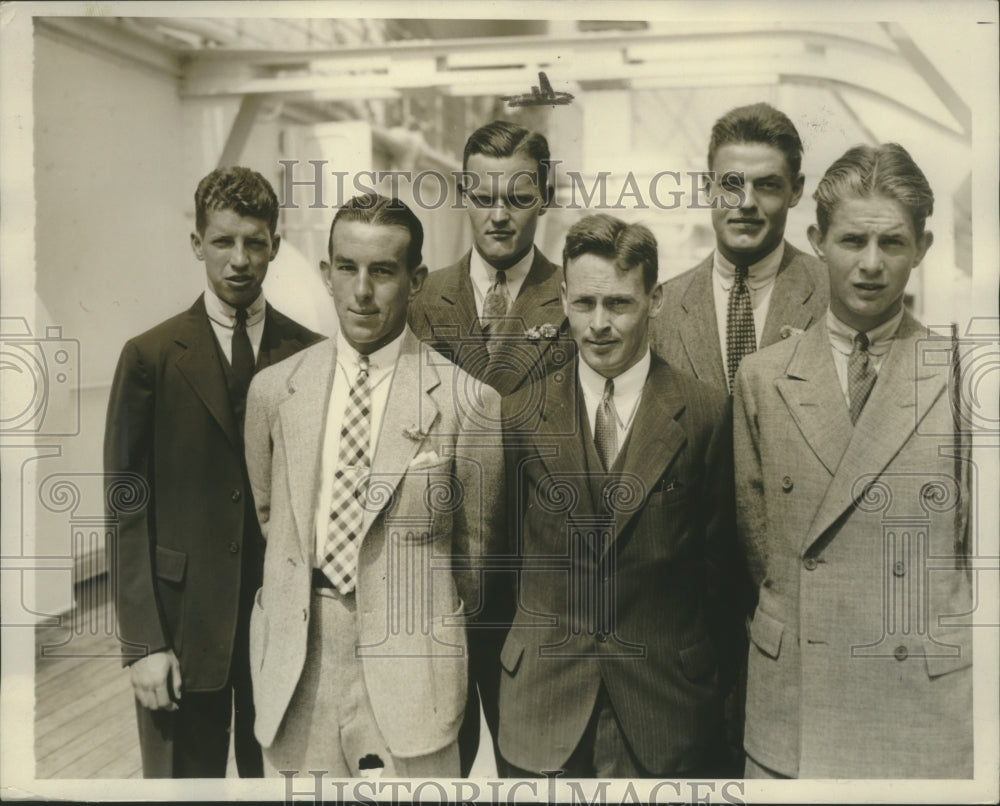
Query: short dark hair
462 119 552 195
562 214 659 293
813 143 935 237
328 194 424 271
707 103 804 177
195 166 280 234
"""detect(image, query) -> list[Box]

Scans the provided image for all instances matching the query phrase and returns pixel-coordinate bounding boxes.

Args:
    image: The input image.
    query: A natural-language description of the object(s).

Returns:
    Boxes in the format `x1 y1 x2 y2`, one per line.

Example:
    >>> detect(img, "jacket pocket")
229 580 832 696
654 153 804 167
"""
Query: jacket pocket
679 636 717 682
749 606 785 659
923 631 973 678
154 545 187 584
500 633 525 676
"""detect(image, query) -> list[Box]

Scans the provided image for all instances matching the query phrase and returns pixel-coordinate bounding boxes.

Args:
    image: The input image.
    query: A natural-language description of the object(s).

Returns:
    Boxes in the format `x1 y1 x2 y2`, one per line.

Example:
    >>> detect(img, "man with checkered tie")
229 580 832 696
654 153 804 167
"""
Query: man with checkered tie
243 194 505 776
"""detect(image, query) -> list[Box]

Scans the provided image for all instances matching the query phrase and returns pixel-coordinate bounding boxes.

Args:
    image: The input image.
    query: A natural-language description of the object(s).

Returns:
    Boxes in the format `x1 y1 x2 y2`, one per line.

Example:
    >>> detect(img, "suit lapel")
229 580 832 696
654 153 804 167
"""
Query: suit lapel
361 332 441 538
174 296 240 450
488 249 566 383
677 258 727 388
775 321 853 477
803 314 942 552
612 359 688 544
278 341 336 558
435 254 483 338
257 304 313 370
760 243 824 347
533 362 595 518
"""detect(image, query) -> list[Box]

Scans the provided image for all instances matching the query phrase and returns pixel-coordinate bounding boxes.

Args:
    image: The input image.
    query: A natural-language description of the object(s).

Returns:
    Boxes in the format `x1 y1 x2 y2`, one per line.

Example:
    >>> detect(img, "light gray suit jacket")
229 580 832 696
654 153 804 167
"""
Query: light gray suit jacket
734 313 973 777
652 242 829 390
244 329 505 757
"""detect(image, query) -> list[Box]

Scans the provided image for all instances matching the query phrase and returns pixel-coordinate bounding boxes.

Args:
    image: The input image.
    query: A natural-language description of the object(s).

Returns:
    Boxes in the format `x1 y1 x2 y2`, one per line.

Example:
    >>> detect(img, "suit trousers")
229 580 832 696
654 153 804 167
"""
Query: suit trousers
262 586 460 778
504 684 648 778
134 633 262 778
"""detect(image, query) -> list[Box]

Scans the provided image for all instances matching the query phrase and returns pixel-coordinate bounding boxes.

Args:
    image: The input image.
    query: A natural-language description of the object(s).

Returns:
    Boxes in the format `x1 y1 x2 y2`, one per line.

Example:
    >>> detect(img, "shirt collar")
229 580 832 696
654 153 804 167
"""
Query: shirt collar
204 283 266 328
713 241 784 291
469 246 535 292
577 347 651 403
826 307 905 357
336 326 406 376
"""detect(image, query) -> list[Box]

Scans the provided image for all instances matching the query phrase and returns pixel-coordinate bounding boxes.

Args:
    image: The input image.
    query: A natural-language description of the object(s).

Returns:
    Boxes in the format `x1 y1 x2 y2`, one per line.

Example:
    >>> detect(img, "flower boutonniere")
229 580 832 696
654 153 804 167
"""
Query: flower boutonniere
525 323 561 342
779 324 805 340
402 424 427 442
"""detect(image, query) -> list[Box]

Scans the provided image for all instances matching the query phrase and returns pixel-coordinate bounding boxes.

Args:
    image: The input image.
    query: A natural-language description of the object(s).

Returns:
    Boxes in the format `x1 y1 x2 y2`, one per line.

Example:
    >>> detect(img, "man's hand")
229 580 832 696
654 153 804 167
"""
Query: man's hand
130 649 182 711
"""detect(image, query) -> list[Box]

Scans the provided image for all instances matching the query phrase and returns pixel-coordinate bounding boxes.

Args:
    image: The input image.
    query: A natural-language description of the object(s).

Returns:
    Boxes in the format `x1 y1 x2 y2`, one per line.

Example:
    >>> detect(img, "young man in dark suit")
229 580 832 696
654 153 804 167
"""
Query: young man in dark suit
651 102 829 394
408 119 569 773
408 119 568 398
104 166 321 778
498 214 748 777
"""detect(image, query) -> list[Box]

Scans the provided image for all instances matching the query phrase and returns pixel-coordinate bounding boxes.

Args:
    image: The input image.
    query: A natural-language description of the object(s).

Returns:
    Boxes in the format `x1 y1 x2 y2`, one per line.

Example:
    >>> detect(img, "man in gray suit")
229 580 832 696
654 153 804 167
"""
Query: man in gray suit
498 214 748 777
244 194 504 777
651 102 829 393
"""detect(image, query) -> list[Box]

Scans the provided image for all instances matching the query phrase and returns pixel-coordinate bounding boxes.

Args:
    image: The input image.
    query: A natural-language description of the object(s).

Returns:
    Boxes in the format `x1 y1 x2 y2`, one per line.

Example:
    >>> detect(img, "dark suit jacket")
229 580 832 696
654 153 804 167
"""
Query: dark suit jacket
734 314 972 777
104 295 321 692
407 248 572 397
651 241 829 389
498 353 749 775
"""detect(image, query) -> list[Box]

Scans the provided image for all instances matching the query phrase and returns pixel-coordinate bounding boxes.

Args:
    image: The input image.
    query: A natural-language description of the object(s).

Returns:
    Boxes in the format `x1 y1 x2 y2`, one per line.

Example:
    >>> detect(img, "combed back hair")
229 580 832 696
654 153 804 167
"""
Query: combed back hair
813 143 935 237
195 166 280 234
562 214 659 293
708 103 804 177
462 119 552 195
328 194 424 270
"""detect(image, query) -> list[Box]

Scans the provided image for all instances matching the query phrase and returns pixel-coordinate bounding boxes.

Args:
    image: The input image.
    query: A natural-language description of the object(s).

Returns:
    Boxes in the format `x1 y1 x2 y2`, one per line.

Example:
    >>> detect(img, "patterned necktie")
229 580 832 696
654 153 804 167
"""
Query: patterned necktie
321 355 371 593
848 332 877 425
231 307 254 392
594 378 618 471
482 269 510 333
726 264 756 394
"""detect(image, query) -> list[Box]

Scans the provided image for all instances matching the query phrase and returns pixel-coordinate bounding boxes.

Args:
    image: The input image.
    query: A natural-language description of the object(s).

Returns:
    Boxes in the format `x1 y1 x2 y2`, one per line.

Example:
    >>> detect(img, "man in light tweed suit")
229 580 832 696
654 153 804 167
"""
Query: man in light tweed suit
244 194 504 777
735 144 973 778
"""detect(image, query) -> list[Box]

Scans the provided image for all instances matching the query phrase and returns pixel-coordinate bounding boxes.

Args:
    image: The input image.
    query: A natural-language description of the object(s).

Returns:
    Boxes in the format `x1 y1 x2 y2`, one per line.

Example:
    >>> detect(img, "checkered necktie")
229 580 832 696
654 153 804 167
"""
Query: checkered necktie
726 264 756 394
848 332 877 425
321 355 371 593
594 378 618 471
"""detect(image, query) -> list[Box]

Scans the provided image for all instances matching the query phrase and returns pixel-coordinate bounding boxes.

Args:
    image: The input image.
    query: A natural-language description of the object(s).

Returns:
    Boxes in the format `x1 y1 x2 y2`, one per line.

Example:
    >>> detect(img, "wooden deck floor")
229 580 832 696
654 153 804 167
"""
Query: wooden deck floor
33 575 239 779
35 575 493 778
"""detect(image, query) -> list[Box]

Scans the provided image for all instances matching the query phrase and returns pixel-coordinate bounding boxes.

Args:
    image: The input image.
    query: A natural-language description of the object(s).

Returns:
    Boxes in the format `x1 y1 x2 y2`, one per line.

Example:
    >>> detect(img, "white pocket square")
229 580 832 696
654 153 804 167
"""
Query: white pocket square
408 449 443 470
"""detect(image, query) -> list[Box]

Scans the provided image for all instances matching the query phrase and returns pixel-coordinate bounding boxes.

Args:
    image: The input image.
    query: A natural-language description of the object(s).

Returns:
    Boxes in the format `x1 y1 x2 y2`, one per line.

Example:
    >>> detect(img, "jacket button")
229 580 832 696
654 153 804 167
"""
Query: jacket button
781 476 793 492
894 645 908 661
231 489 242 502
893 561 906 577
302 608 308 621
803 557 818 571
595 631 608 642
228 541 239 554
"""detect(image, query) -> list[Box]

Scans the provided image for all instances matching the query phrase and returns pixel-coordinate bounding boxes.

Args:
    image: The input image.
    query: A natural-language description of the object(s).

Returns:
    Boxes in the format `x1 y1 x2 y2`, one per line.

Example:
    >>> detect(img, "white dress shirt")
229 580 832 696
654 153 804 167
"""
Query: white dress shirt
204 284 266 362
827 307 904 406
578 349 651 465
313 328 405 565
711 241 784 357
469 246 535 319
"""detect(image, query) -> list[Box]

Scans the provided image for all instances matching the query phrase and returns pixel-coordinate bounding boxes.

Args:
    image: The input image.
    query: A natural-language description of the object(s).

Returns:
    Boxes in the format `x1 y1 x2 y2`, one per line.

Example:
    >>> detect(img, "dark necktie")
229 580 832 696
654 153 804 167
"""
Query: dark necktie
726 264 756 394
231 307 254 392
594 377 618 471
848 331 877 425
